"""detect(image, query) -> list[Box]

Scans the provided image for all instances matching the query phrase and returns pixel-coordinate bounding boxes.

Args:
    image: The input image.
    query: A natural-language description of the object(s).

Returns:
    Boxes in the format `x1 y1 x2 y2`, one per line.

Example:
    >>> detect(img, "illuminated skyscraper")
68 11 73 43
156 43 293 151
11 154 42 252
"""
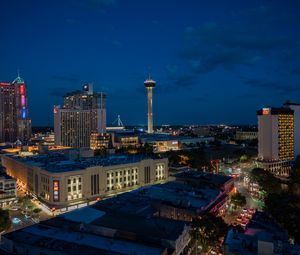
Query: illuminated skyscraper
0 75 31 143
144 77 156 134
257 107 294 177
54 83 106 148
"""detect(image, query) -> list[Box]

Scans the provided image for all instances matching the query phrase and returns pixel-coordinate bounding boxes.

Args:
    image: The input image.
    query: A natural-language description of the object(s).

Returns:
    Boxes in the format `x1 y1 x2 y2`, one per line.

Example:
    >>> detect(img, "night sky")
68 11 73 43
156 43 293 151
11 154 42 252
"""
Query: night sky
1 0 300 126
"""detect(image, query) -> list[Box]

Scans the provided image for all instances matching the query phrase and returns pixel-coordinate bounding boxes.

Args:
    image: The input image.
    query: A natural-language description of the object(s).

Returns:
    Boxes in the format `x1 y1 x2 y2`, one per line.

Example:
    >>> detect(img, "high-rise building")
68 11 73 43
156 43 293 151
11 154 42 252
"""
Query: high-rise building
54 84 106 148
257 107 294 177
144 78 156 134
0 75 31 144
283 102 300 158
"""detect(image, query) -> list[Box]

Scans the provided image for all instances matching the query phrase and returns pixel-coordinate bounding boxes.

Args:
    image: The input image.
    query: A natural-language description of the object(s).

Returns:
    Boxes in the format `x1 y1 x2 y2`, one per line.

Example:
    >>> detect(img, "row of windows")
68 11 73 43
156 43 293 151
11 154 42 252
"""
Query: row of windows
106 181 138 191
41 176 49 184
67 177 82 184
107 175 138 184
107 169 138 177
0 182 15 188
42 184 50 192
68 185 82 192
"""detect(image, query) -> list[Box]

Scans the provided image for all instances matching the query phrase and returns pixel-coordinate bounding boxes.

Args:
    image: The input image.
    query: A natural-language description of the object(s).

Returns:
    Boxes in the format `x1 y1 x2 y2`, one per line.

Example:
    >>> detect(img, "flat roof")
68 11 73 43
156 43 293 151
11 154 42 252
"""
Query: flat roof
4 221 164 255
5 154 165 173
174 170 232 185
94 181 223 213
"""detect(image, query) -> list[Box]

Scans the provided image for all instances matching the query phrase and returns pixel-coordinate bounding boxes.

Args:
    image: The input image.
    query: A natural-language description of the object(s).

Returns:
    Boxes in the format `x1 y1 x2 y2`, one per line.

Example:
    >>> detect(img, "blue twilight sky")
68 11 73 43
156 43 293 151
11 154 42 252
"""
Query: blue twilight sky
1 0 300 126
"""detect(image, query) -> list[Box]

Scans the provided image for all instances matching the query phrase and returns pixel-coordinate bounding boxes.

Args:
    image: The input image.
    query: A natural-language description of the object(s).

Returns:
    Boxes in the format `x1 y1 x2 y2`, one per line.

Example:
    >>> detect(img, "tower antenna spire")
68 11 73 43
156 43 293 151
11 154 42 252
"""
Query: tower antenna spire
148 66 152 80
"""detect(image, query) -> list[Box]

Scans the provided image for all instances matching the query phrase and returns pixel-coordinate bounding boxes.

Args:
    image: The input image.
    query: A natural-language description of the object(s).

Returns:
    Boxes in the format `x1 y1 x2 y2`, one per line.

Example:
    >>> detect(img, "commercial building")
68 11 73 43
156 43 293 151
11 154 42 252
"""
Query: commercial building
0 170 17 207
90 132 111 150
0 75 31 144
1 153 168 211
140 134 214 153
54 83 106 148
191 126 211 137
1 192 190 255
284 101 300 158
257 107 294 177
224 212 300 255
235 131 258 141
111 131 140 148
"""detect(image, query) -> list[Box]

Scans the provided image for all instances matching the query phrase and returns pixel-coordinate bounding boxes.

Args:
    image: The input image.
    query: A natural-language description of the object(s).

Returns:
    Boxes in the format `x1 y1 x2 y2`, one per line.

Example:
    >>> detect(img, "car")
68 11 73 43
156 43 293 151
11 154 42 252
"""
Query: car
242 208 248 213
10 207 19 211
25 214 31 219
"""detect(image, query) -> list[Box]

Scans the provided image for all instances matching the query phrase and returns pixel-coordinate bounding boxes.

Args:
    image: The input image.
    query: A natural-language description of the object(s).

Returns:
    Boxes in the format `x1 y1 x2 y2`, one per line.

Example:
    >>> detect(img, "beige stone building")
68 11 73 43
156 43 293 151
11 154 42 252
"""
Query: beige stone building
2 154 168 210
257 107 294 177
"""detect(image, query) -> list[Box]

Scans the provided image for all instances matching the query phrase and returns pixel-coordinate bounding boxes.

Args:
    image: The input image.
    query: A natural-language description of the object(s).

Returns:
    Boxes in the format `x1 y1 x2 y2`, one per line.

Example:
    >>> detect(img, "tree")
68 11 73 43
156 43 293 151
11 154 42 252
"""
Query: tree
265 193 300 243
240 155 248 162
0 208 11 232
250 168 281 194
32 208 42 214
230 192 246 209
190 213 228 252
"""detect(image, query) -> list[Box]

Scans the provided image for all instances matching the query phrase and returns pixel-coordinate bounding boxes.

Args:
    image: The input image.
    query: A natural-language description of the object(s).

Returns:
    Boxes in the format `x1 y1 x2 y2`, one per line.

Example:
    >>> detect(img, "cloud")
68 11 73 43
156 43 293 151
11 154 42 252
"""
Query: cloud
241 76 300 95
291 68 300 75
50 74 80 84
159 65 197 92
179 22 292 74
50 87 74 98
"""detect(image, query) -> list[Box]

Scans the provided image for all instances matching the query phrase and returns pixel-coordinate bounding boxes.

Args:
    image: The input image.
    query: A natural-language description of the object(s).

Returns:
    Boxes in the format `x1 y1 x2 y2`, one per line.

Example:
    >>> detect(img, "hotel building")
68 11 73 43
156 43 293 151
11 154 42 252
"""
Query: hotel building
257 107 294 177
1 153 168 210
54 83 106 148
0 75 31 144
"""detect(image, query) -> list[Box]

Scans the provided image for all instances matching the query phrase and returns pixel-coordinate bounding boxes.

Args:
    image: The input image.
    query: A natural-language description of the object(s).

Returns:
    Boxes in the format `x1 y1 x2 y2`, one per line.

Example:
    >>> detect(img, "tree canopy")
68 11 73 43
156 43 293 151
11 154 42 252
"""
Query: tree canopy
190 213 228 252
230 192 246 209
250 168 281 194
0 209 11 232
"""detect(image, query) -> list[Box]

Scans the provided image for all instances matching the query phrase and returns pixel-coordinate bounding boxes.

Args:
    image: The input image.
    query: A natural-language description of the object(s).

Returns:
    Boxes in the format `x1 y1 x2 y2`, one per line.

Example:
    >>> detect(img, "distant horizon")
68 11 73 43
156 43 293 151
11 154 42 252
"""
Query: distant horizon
32 123 258 129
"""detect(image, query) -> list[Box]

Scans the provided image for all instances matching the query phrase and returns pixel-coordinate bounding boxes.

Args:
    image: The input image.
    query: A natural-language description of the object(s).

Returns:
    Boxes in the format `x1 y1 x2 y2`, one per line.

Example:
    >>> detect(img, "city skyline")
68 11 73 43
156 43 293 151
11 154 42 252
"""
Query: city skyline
1 0 300 126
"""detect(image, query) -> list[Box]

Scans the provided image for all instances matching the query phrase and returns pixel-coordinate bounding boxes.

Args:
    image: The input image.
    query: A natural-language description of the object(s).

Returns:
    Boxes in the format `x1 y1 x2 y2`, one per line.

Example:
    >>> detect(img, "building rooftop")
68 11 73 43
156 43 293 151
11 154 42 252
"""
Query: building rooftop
257 107 294 115
5 153 164 173
174 170 233 186
2 193 189 254
224 212 299 255
94 180 223 214
4 220 164 255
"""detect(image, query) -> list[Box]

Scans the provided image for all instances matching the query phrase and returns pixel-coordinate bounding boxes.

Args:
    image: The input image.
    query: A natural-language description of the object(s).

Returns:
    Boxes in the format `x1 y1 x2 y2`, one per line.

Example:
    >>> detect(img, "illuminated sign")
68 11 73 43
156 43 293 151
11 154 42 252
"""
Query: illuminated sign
53 180 60 201
53 106 57 114
21 95 25 107
0 82 11 86
22 107 26 119
262 108 270 115
20 85 25 95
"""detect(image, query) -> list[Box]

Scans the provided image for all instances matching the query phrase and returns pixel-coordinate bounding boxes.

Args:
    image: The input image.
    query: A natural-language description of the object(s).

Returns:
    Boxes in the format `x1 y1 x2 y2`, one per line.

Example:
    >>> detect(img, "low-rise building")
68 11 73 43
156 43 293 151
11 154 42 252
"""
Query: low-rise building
90 132 111 150
0 171 17 207
112 131 140 148
224 212 300 255
235 131 258 141
1 153 168 211
1 189 191 255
